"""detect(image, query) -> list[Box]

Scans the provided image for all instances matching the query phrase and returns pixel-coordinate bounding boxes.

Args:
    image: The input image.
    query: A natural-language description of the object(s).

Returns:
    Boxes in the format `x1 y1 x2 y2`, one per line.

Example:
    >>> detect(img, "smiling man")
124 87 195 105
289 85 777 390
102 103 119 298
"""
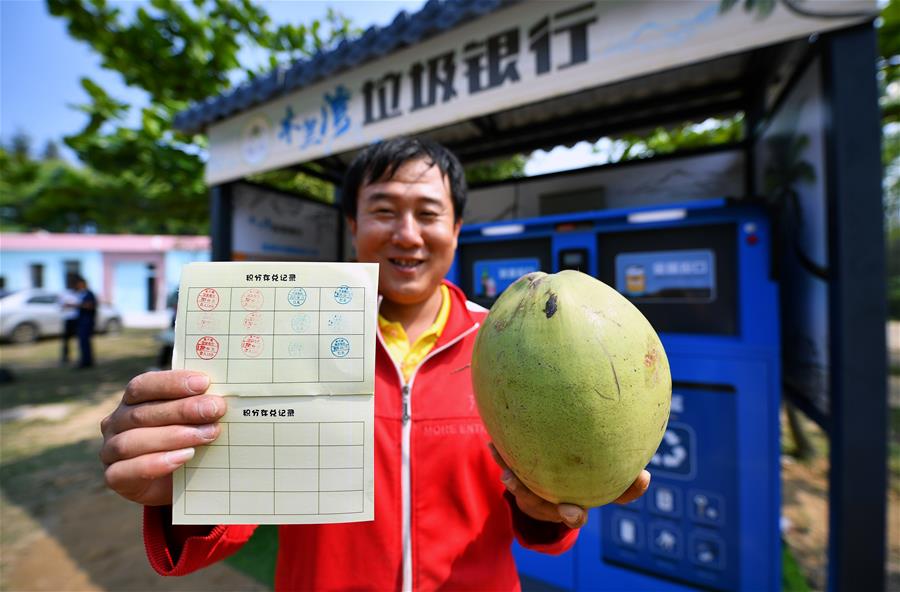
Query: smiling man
99 137 649 591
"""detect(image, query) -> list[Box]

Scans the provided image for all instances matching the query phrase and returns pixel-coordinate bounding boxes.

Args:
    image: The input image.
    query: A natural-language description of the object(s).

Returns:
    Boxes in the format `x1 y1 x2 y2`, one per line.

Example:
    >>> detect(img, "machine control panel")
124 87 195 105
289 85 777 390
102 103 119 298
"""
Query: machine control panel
601 385 740 591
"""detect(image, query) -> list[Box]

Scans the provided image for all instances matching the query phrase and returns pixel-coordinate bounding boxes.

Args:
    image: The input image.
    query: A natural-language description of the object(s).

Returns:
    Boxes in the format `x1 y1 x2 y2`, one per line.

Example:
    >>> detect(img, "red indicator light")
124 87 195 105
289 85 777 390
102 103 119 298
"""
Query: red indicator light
746 234 759 246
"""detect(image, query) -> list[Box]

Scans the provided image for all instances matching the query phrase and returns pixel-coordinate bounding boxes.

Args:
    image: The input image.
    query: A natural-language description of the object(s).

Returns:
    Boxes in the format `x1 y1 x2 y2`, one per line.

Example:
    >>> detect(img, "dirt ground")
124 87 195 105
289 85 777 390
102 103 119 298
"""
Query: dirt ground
0 330 898 591
780 405 900 591
0 331 268 592
0 391 268 592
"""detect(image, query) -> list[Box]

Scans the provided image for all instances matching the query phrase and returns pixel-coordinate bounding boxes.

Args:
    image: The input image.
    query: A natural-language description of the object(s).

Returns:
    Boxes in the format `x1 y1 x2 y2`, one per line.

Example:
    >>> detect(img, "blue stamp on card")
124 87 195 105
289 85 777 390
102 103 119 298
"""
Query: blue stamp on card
334 285 352 305
331 337 350 358
288 340 304 357
288 287 307 307
291 314 310 333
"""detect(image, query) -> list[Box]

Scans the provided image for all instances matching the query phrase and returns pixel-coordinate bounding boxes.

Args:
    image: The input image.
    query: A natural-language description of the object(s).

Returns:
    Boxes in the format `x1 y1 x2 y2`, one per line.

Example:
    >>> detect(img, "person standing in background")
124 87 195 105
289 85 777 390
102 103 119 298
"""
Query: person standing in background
59 274 79 366
73 276 96 369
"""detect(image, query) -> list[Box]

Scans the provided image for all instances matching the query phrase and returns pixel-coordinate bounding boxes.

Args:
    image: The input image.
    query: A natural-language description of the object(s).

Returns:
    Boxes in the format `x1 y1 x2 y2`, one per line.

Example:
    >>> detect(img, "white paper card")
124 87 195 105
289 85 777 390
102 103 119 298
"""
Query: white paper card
172 262 377 525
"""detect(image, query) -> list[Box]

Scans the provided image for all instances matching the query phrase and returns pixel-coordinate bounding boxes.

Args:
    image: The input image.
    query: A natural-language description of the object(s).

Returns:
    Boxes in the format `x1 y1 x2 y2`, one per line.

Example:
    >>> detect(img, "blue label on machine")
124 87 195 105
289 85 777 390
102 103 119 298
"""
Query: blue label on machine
472 258 540 298
601 385 740 591
615 250 716 302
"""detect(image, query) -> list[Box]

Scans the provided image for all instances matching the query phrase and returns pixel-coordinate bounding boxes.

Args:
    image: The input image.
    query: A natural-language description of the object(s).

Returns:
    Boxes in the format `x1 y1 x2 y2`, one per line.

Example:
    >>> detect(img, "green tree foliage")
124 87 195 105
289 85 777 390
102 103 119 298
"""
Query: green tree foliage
41 140 62 161
1 134 134 233
465 154 527 185
5 0 528 234
600 114 744 163
10 0 356 234
878 0 900 125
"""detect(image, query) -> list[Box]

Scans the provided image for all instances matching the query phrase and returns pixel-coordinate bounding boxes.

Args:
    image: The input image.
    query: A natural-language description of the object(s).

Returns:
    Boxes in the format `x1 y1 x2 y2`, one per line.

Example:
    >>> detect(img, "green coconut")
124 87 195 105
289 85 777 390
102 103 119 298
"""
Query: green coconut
471 270 671 507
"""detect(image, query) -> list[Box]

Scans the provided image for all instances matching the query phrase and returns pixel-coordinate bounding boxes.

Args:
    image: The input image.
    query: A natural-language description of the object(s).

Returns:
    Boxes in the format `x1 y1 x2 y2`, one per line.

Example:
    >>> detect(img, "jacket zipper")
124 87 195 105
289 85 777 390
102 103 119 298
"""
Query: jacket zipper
377 321 480 592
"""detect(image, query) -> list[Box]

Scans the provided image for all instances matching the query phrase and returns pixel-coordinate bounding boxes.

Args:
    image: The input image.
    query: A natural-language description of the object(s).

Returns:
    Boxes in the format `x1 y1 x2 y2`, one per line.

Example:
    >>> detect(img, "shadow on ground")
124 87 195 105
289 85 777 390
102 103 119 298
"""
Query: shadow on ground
0 330 270 591
0 436 270 591
0 339 157 410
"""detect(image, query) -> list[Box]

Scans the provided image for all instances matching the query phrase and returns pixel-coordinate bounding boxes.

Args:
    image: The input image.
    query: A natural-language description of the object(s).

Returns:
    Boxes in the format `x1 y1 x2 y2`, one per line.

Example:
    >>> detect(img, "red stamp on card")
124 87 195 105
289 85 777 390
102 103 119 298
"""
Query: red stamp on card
241 288 263 311
197 288 219 311
241 334 263 357
196 336 219 360
198 314 213 331
243 311 260 329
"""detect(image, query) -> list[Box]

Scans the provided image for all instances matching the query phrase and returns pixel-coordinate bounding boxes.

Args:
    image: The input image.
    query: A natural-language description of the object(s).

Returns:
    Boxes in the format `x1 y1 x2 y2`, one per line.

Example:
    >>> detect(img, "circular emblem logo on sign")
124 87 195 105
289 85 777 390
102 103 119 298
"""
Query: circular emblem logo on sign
241 116 270 165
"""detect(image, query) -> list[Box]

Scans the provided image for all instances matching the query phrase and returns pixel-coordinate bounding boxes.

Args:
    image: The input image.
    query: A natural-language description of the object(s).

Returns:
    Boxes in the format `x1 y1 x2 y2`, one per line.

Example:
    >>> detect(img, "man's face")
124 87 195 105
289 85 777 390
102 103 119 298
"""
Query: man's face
348 158 461 306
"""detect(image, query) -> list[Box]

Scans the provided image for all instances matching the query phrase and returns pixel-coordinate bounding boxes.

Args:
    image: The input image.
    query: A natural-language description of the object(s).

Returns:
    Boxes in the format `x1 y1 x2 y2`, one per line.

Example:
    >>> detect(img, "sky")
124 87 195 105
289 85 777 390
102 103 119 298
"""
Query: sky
0 1 426 157
0 0 603 174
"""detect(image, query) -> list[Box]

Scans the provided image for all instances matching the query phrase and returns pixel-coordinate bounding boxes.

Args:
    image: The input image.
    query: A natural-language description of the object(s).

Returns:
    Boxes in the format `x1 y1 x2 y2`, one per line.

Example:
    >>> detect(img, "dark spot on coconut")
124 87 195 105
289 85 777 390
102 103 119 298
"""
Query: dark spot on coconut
544 292 558 318
527 274 543 289
567 454 584 466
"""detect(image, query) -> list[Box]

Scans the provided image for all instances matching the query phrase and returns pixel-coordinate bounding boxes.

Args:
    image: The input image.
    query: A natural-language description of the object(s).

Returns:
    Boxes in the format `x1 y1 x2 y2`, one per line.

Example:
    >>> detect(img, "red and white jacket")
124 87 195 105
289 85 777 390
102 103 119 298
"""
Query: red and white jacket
144 280 578 590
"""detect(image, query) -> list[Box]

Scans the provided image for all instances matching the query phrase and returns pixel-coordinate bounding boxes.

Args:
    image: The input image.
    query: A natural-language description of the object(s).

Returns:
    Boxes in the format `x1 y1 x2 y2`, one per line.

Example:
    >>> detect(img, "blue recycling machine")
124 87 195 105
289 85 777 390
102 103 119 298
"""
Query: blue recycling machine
448 198 781 591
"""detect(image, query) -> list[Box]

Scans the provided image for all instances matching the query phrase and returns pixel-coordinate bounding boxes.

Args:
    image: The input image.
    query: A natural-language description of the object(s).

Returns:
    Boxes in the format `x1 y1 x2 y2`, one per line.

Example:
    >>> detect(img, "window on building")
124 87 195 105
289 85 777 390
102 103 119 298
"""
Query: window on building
30 264 44 288
64 261 81 289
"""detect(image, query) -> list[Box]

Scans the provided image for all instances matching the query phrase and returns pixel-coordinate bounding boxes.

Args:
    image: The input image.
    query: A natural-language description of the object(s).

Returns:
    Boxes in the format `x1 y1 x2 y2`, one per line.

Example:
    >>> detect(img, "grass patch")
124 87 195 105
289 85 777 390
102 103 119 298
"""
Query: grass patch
225 524 278 589
221 526 815 592
0 329 158 409
782 544 812 591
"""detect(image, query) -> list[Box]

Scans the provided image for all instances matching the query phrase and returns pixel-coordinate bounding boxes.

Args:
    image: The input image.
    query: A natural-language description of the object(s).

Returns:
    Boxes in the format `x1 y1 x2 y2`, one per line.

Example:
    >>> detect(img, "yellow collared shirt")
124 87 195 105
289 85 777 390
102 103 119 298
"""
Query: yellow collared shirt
379 284 451 382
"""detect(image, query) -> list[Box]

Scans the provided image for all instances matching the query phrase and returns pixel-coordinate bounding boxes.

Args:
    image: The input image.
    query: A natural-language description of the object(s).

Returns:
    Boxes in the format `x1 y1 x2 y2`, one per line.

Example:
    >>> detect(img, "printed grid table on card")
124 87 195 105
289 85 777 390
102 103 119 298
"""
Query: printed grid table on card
183 420 365 516
183 285 366 384
171 262 377 525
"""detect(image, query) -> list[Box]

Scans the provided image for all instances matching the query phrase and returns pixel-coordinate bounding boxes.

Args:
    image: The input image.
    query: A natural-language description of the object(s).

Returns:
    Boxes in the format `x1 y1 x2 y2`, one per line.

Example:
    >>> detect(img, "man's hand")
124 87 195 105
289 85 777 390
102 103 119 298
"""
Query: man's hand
489 443 651 529
100 370 226 506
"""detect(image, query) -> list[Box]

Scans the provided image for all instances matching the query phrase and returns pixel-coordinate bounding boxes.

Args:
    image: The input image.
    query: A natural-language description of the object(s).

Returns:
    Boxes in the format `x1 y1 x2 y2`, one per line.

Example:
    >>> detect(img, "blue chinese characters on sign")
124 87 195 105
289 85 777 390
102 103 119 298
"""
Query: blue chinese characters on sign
615 249 716 302
472 258 540 298
278 85 351 150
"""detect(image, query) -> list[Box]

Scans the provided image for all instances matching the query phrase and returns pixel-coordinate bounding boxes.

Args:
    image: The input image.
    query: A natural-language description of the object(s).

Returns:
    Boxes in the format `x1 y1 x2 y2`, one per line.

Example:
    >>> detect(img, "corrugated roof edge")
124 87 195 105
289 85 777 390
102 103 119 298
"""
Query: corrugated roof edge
173 0 517 134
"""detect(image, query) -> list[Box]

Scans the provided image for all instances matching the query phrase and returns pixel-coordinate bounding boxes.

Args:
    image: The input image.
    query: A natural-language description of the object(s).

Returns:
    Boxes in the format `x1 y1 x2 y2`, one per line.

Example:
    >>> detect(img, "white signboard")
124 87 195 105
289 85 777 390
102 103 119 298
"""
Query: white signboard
232 183 340 261
207 0 872 184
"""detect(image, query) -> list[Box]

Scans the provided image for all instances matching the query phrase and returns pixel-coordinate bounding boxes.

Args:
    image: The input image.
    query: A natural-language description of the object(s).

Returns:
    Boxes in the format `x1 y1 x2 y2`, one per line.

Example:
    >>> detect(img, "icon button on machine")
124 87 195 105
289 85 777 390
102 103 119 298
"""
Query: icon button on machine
650 522 683 559
649 485 682 518
612 512 643 549
689 531 726 570
689 490 725 526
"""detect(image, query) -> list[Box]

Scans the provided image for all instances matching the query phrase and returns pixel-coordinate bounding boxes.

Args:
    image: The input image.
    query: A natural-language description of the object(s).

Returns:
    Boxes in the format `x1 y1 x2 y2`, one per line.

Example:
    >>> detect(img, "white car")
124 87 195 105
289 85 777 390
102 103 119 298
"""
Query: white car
0 289 123 344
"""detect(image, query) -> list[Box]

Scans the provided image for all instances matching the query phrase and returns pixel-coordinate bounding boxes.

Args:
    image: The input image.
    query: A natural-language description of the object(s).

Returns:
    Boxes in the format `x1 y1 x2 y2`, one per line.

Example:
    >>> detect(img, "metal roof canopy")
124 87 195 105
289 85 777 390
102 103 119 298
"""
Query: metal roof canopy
183 1 886 590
